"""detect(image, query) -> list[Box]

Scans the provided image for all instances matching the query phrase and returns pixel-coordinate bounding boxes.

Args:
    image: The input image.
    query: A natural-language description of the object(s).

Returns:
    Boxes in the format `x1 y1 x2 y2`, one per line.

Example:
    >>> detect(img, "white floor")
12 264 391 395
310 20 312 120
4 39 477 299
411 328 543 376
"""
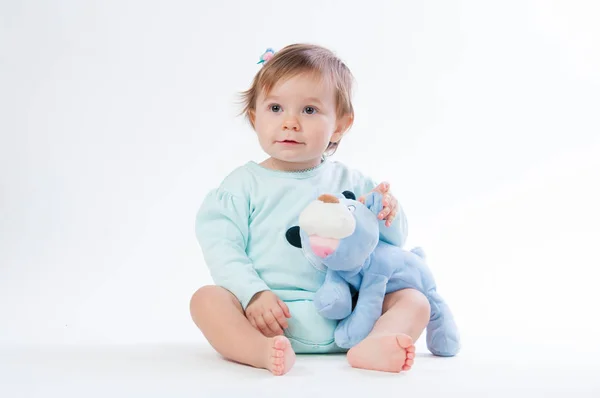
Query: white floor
1 336 599 398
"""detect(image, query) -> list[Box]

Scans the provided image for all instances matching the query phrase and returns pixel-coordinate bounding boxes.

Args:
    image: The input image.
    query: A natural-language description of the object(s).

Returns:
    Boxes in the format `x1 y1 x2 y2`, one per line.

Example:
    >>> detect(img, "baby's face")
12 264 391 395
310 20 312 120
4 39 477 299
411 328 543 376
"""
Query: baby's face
253 72 346 169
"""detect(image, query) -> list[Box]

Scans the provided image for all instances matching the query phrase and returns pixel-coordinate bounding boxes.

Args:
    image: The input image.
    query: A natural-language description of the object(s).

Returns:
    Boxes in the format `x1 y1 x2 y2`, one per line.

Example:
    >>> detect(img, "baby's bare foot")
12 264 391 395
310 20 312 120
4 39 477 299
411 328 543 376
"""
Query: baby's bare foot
347 333 416 373
265 336 296 376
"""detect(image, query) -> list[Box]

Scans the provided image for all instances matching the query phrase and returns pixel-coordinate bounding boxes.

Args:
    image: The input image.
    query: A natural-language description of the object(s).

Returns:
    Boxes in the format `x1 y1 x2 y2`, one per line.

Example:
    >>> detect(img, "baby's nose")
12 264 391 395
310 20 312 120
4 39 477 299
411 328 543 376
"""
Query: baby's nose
282 117 300 131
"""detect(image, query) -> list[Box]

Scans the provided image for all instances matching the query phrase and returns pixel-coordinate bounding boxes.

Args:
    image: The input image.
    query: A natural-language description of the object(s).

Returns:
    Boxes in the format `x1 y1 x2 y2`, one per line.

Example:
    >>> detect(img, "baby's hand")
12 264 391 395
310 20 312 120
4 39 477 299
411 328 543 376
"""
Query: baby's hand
245 291 292 337
359 182 398 227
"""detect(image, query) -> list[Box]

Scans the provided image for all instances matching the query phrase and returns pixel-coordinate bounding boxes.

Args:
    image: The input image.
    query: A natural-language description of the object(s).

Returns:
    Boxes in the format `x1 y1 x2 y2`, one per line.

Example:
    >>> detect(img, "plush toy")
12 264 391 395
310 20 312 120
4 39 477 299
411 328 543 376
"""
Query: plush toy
285 190 460 357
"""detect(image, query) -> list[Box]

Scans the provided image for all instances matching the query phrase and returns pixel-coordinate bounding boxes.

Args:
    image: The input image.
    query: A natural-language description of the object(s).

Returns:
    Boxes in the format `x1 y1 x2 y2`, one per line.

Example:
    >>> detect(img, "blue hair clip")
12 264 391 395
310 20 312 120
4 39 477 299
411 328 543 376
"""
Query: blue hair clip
257 48 275 65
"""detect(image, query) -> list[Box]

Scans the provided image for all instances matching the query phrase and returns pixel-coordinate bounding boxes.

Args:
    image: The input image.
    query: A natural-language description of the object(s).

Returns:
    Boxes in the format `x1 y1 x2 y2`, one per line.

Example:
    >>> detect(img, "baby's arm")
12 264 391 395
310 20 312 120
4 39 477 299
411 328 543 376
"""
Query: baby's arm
195 188 270 310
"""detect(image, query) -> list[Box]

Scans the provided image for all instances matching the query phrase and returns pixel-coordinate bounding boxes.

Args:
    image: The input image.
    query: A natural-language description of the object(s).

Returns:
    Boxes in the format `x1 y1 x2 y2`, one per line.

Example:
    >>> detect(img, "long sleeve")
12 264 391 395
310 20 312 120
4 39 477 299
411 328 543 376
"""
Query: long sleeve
195 188 270 309
357 177 408 248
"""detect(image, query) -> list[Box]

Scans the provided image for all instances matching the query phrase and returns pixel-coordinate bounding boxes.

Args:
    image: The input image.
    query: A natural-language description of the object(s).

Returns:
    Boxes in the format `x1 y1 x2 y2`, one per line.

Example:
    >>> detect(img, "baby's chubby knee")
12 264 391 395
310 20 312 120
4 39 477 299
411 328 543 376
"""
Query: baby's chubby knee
385 288 431 322
411 290 432 324
190 285 242 316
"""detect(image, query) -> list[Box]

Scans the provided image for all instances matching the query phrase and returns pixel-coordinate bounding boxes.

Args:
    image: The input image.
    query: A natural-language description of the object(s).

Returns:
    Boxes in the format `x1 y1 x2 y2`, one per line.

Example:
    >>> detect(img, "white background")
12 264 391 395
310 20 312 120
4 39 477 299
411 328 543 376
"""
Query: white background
1 0 599 351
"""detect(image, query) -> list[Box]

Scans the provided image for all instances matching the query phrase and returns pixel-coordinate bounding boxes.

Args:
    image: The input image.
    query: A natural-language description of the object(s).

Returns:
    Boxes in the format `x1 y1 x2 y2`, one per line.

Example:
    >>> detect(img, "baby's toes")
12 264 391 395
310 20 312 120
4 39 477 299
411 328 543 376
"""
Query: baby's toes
272 355 285 365
272 365 284 376
272 349 284 358
402 347 415 371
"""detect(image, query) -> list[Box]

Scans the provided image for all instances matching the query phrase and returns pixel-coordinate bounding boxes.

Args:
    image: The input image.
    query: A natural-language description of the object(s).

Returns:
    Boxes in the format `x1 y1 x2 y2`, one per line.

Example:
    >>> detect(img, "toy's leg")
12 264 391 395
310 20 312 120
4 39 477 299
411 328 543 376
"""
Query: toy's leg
190 286 295 376
406 248 461 356
426 290 461 357
346 288 430 372
314 268 353 320
334 273 388 348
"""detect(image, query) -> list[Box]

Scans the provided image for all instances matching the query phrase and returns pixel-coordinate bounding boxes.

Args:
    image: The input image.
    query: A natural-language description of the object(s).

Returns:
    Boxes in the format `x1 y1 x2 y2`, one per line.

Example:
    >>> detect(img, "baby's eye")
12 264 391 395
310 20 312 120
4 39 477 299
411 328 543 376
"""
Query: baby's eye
303 106 318 115
347 205 356 213
270 104 282 112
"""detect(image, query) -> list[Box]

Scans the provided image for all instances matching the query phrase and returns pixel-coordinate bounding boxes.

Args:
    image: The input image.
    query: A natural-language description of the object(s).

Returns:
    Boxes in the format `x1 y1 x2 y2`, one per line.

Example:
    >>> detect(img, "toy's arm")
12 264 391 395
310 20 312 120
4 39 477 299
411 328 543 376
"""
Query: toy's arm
380 204 408 248
360 180 408 248
314 268 353 320
334 272 388 348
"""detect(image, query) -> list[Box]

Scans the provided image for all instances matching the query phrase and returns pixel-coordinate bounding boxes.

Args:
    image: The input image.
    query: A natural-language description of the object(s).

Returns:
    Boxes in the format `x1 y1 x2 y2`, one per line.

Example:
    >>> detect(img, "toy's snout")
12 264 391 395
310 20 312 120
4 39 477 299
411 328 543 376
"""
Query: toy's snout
298 194 355 258
309 236 340 258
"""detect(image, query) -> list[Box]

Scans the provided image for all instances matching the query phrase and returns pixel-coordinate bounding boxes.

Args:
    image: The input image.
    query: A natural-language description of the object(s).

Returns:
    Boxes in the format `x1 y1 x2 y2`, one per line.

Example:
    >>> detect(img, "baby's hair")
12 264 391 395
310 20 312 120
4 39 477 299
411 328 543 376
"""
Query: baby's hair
240 43 355 156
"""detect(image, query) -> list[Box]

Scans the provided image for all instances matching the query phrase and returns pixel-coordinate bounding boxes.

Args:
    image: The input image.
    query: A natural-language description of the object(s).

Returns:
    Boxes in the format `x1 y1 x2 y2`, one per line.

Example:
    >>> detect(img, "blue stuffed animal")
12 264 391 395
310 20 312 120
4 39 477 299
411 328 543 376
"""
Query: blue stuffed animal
284 190 460 356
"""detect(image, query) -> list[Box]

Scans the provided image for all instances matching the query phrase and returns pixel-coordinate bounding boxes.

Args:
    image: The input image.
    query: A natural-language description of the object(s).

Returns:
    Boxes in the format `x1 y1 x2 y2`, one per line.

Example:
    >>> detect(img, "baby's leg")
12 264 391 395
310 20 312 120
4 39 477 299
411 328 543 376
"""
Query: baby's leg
190 286 295 376
347 288 430 373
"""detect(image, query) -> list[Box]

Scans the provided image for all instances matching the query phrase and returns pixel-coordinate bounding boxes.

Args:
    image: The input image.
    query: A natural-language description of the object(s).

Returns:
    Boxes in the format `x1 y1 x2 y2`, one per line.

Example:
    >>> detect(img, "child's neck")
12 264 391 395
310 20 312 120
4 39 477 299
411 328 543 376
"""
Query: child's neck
260 157 324 172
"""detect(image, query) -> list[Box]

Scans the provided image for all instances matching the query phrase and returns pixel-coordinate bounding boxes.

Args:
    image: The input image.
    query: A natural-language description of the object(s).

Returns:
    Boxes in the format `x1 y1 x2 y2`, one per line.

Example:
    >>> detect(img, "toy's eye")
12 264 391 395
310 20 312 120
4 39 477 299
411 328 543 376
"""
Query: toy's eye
347 205 356 213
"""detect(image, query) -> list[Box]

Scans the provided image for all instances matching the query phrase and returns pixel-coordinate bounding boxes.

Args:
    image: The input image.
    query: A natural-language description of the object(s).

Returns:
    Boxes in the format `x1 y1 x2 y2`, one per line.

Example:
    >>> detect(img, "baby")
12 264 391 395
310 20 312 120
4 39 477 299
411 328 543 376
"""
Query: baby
191 44 431 375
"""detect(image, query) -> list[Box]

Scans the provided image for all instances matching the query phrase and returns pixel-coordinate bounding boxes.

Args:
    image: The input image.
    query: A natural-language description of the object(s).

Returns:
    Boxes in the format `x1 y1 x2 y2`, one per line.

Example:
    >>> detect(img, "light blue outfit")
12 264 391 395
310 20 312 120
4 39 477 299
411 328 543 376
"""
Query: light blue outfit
195 159 407 353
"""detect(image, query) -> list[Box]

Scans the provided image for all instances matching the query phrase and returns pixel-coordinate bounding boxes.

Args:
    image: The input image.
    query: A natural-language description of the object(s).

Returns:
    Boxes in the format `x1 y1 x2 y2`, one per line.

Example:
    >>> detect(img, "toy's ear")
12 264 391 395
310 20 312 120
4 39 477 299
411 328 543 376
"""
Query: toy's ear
342 191 356 200
286 226 302 248
363 191 384 215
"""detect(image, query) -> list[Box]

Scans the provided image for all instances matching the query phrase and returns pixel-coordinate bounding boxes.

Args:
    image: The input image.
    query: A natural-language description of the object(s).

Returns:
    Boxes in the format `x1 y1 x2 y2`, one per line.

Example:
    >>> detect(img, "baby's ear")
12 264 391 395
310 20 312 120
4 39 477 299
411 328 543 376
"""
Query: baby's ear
363 191 384 215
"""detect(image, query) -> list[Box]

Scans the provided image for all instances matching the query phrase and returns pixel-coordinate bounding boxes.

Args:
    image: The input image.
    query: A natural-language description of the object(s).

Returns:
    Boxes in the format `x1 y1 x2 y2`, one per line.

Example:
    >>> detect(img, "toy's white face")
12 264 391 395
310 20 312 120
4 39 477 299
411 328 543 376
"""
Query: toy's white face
299 194 356 258
287 191 382 273
251 72 351 171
